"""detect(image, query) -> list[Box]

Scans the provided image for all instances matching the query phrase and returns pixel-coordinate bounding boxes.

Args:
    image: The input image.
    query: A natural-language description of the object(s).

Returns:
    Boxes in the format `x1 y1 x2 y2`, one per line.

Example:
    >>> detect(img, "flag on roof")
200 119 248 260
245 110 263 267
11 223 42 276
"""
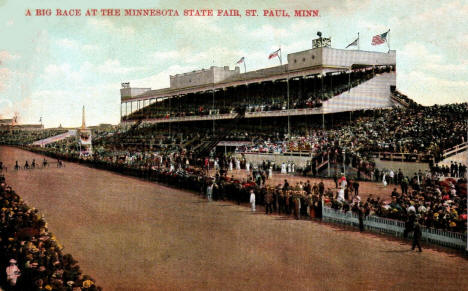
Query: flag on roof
346 37 359 48
236 57 245 64
268 48 281 59
372 30 390 46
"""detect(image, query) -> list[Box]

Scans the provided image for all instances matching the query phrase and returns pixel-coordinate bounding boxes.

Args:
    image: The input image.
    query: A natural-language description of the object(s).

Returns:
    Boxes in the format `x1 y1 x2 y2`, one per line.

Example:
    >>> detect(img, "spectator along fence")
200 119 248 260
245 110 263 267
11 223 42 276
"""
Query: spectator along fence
322 202 467 250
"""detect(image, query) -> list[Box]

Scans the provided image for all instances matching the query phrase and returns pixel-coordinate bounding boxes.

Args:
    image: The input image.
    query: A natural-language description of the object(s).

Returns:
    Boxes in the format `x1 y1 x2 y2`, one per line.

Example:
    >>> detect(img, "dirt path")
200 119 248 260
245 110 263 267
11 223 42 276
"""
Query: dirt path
1 146 466 290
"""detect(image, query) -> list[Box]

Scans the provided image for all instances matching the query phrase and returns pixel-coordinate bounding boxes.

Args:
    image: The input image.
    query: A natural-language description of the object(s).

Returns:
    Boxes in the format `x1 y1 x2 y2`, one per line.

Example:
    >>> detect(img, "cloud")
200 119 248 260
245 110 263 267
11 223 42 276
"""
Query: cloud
0 50 20 62
129 64 195 89
40 59 144 88
43 63 84 83
249 24 290 39
0 67 12 92
95 59 144 74
21 82 121 128
398 70 468 105
55 38 77 49
0 98 13 108
87 18 135 36
55 38 100 52
82 44 100 52
150 46 248 68
174 16 221 34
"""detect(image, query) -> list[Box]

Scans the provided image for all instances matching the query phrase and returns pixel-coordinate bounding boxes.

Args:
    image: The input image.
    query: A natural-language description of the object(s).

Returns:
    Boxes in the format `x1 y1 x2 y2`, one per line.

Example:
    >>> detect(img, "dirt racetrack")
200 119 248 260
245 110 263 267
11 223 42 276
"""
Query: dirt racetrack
1 146 467 290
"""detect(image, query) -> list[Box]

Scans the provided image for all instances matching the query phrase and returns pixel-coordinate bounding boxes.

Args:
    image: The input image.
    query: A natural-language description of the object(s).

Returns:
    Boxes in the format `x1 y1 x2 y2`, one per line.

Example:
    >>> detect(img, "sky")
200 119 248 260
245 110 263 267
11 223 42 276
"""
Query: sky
0 0 467 128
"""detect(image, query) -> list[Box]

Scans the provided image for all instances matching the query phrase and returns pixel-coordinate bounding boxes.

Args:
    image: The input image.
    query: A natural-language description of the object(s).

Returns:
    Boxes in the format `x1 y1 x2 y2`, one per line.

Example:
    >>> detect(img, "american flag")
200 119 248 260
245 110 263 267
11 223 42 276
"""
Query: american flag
372 30 390 46
268 48 281 59
236 57 244 64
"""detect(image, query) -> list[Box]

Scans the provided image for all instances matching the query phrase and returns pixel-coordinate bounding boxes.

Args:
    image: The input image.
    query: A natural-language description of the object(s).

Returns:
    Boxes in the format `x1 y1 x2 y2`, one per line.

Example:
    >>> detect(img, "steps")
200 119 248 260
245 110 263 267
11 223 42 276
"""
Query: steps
438 142 468 167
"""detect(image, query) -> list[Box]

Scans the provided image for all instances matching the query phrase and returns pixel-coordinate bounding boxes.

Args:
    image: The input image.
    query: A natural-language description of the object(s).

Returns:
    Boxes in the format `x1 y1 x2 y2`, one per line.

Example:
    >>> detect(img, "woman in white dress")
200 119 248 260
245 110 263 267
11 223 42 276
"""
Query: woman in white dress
281 163 287 174
268 166 273 179
246 161 250 172
229 160 233 171
382 172 387 186
235 158 241 170
250 190 256 212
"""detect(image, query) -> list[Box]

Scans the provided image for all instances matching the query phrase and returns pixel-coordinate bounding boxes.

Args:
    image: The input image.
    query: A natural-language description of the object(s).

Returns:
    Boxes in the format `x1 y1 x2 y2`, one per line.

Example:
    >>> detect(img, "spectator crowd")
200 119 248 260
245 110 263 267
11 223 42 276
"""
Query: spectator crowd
0 177 101 290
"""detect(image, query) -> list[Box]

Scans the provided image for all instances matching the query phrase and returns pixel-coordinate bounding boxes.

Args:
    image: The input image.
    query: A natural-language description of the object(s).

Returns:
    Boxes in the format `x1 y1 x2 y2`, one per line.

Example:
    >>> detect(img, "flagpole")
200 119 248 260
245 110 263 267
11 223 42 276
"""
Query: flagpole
387 29 391 53
278 47 282 66
244 59 246 73
357 32 360 51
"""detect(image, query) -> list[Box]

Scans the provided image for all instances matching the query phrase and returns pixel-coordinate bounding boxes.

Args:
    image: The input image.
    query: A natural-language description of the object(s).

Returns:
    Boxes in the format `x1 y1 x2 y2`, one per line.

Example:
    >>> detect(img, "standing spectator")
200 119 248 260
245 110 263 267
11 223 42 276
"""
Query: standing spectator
401 177 409 194
6 259 21 286
318 180 325 196
293 194 301 220
353 180 359 195
412 220 423 252
265 187 273 214
389 169 394 184
206 183 213 201
358 204 365 232
249 189 256 212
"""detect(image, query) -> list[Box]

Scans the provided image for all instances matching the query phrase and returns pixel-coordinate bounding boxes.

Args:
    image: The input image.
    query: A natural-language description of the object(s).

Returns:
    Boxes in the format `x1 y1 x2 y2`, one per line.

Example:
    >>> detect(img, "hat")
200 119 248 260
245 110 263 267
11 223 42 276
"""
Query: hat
83 280 94 288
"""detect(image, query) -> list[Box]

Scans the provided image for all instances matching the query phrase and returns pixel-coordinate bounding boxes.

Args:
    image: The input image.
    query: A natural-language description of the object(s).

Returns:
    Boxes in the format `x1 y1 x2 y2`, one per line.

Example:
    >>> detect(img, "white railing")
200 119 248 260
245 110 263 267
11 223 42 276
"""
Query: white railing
31 130 77 147
322 204 467 250
442 142 468 158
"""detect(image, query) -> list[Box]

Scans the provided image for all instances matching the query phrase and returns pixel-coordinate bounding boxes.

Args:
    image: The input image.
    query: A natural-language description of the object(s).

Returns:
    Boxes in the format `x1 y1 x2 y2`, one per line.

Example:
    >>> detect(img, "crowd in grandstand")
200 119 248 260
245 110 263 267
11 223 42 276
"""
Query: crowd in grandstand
234 103 467 162
0 178 100 290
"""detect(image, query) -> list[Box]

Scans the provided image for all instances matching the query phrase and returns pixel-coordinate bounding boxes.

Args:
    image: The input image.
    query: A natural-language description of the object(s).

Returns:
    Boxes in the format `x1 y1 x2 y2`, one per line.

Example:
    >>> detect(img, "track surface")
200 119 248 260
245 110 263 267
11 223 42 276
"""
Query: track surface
1 146 467 290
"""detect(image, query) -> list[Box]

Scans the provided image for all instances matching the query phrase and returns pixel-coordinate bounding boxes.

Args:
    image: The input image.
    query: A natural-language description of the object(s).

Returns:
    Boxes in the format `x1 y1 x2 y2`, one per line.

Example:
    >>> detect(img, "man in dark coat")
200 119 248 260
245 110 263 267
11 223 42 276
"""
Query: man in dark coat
412 220 422 252
353 180 359 195
265 187 274 214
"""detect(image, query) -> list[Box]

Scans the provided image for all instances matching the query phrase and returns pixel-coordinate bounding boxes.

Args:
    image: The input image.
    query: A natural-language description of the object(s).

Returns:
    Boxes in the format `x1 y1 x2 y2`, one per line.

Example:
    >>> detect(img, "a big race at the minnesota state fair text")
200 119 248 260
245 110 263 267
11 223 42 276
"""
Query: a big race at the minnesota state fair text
25 8 319 18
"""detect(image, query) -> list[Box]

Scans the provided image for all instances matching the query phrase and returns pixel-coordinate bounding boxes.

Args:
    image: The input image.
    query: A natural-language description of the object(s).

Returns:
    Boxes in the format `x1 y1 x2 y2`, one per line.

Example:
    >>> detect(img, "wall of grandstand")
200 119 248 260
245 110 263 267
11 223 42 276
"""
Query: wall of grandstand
120 87 151 98
287 48 323 71
287 48 395 71
170 66 240 89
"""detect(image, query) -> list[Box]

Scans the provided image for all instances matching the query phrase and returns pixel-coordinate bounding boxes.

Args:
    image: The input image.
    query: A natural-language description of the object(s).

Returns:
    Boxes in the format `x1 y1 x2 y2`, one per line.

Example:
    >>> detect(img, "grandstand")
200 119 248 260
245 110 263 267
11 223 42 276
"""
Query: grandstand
120 47 400 125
